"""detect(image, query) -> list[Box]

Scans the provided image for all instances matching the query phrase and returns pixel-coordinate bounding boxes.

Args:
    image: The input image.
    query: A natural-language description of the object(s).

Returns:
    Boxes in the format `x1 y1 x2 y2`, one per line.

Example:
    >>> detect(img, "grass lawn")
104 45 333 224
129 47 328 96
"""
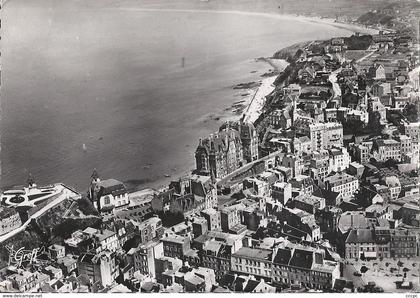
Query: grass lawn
349 257 420 292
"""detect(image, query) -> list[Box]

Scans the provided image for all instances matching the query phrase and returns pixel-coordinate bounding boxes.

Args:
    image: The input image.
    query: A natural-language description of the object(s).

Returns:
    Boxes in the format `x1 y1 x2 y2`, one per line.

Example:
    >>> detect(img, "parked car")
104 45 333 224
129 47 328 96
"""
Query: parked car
398 281 413 289
353 272 362 277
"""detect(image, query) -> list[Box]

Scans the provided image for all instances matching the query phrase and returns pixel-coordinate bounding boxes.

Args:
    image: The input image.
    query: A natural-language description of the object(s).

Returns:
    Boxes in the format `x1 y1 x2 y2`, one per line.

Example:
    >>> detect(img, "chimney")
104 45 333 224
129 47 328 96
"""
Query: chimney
199 138 202 146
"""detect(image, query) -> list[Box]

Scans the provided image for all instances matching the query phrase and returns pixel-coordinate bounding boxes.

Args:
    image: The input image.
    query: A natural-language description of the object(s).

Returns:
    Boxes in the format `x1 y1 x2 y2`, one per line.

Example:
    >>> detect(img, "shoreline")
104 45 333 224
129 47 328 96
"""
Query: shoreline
146 58 286 192
1 4 380 194
115 7 379 36
210 58 288 125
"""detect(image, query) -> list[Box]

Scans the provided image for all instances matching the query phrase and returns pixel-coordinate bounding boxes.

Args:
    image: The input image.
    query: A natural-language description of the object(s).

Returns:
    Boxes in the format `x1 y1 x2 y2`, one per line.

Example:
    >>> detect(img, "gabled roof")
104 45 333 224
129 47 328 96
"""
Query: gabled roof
76 274 90 286
233 276 246 292
40 284 56 293
273 248 292 265
99 179 126 196
243 279 260 293
345 229 374 243
197 128 242 155
289 249 313 269
219 273 235 288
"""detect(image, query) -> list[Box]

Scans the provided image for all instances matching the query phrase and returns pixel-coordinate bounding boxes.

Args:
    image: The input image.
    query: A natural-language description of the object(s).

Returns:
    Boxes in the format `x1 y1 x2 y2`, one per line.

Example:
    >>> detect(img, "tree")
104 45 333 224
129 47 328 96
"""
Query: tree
403 267 410 279
360 266 369 274
156 211 184 228
403 103 419 123
397 260 404 276
344 34 373 50
368 111 383 134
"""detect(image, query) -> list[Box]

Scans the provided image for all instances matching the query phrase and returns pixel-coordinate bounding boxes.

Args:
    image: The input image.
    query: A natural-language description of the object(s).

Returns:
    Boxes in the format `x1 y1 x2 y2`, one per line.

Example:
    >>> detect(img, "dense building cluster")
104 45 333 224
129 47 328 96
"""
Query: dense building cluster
0 17 419 295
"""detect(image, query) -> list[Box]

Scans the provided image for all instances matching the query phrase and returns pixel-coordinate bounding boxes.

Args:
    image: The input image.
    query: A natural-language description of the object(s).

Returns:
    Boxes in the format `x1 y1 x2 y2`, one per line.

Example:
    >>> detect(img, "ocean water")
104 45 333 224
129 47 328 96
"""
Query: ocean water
1 0 354 192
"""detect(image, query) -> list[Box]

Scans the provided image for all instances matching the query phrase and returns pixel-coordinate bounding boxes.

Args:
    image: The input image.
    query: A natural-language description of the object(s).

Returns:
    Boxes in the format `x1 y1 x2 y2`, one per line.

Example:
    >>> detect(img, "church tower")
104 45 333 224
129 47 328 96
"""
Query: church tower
88 168 101 204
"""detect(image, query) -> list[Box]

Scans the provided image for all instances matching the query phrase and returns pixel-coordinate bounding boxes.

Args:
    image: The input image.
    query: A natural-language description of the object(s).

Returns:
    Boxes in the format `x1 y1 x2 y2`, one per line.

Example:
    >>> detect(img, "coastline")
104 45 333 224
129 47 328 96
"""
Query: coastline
219 58 288 123
115 7 379 36
241 75 277 124
112 7 377 191
1 3 380 193
147 58 287 192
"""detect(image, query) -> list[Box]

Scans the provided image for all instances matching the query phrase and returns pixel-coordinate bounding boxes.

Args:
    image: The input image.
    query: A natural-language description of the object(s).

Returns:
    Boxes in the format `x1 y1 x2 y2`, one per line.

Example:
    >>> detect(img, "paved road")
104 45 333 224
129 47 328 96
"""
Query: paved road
356 50 377 63
342 263 366 289
328 68 342 100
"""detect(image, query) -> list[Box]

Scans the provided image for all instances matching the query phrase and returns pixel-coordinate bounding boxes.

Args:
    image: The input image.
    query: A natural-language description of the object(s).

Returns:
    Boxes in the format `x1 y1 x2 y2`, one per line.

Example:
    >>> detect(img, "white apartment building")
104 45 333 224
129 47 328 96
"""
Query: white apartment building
324 173 359 199
329 147 350 172
309 122 343 152
384 176 401 200
404 122 420 143
372 139 401 162
231 247 272 280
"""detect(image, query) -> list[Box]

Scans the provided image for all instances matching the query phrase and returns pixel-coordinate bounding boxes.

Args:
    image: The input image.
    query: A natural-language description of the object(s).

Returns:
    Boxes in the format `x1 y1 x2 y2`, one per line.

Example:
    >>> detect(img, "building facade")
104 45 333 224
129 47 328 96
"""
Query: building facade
309 122 343 152
231 247 273 281
195 128 244 179
324 173 359 199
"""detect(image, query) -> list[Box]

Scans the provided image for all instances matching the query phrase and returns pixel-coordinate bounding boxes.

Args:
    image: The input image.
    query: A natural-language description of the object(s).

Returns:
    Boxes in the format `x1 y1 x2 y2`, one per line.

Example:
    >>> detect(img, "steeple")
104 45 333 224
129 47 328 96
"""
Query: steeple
88 168 101 204
91 168 99 181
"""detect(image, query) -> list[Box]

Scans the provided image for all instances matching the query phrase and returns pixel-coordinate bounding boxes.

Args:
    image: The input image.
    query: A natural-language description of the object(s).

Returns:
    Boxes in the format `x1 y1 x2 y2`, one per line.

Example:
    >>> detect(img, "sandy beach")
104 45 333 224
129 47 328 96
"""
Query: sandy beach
213 57 288 125
2 1 368 191
242 75 277 124
116 7 379 36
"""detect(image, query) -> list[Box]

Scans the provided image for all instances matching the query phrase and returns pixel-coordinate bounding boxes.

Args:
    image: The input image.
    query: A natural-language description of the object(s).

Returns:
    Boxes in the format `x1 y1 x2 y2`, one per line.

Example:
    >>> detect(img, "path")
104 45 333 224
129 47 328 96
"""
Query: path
328 67 342 101
356 50 377 63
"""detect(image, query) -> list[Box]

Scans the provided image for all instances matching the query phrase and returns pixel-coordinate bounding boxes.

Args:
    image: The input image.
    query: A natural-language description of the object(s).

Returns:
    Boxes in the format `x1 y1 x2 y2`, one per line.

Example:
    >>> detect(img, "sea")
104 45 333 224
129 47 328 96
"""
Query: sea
1 0 356 192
